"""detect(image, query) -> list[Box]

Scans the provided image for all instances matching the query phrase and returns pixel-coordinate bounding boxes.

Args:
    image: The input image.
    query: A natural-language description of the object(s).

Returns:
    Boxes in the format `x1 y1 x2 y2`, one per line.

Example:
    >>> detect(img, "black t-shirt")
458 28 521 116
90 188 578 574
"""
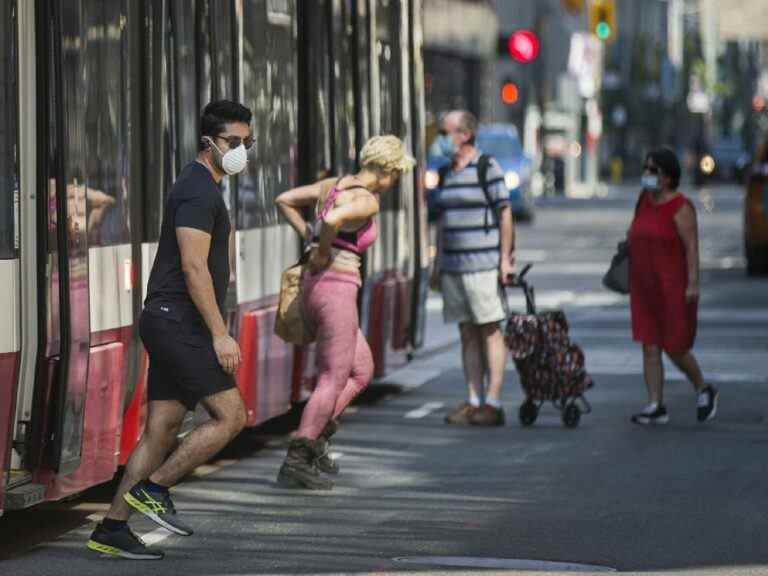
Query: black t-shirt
144 161 231 326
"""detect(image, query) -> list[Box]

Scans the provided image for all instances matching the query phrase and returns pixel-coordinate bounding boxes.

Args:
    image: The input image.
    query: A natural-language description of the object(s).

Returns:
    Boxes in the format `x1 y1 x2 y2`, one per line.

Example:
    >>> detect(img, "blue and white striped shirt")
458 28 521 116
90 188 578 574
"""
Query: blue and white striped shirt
435 153 510 274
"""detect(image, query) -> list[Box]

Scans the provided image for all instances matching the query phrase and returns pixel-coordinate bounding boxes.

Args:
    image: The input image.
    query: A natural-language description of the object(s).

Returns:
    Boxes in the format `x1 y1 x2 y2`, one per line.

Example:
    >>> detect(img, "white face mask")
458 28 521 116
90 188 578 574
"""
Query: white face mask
641 174 659 191
208 138 248 175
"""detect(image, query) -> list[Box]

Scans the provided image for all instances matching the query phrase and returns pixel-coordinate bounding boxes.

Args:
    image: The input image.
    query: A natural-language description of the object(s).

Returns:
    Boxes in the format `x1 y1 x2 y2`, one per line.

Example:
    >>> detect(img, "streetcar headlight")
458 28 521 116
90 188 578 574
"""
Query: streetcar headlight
425 169 440 190
505 170 521 190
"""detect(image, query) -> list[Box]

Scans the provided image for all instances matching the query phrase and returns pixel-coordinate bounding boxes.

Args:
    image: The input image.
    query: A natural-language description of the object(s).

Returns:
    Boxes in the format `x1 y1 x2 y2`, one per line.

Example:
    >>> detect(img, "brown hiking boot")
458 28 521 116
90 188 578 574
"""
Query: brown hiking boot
469 404 505 426
444 402 476 425
316 419 340 475
276 438 333 490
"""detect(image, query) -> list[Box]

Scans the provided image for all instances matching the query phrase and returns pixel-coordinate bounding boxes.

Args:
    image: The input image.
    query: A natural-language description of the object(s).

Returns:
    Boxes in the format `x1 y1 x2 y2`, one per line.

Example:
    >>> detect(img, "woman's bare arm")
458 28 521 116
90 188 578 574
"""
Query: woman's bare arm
315 194 380 261
673 202 699 300
275 178 336 240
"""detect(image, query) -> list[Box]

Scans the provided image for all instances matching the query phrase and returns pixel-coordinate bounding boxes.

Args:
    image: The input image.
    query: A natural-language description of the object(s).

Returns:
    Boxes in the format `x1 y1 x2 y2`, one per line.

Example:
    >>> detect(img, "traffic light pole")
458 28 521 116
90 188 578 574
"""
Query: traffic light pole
535 1 554 195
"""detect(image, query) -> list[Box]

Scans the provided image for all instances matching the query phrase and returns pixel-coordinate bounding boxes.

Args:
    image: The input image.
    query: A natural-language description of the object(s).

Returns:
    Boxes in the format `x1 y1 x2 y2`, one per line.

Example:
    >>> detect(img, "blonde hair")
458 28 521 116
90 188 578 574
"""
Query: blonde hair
360 135 416 174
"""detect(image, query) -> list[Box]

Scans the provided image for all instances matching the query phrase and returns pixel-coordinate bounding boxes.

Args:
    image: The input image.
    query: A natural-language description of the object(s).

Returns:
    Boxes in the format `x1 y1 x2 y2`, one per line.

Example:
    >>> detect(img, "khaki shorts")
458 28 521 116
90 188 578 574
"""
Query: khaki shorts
441 269 506 325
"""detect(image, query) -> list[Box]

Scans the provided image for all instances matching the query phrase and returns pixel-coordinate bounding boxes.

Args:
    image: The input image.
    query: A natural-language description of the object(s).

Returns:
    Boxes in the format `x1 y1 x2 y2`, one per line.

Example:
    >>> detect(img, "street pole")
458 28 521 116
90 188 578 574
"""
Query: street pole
535 0 551 194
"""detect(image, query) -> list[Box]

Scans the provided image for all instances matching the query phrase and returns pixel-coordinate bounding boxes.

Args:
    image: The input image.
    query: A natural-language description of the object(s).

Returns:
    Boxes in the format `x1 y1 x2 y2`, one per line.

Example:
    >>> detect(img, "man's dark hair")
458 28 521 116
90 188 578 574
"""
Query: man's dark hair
646 146 681 189
199 100 252 151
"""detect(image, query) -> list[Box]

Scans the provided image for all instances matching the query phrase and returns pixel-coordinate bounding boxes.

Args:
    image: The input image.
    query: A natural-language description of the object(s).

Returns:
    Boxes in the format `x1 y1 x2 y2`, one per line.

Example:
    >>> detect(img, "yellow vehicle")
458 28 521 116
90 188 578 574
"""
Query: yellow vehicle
745 165 768 275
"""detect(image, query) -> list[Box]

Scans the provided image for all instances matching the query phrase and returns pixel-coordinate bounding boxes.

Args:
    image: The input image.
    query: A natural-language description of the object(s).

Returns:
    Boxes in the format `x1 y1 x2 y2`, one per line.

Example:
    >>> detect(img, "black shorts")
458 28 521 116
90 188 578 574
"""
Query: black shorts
140 311 236 410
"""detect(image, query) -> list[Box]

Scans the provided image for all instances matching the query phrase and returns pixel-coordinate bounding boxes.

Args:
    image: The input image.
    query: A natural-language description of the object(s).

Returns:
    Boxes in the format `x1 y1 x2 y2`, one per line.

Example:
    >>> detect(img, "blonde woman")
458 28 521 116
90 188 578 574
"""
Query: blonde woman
275 135 415 489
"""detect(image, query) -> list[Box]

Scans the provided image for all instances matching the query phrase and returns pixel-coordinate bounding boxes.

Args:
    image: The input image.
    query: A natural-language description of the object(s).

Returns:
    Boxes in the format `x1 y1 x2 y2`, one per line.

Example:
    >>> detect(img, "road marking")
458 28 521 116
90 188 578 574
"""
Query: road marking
379 366 442 389
405 402 444 419
141 526 173 546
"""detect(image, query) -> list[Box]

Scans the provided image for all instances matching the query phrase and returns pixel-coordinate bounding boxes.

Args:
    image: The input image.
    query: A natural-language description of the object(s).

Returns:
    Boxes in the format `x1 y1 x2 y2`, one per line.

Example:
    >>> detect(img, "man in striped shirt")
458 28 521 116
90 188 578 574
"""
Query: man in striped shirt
432 110 515 426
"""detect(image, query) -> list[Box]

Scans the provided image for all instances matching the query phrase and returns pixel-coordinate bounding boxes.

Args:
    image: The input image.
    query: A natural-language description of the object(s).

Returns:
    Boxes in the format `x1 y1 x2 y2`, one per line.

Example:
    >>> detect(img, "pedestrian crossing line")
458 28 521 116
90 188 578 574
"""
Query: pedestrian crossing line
405 402 444 419
141 526 173 547
379 366 443 389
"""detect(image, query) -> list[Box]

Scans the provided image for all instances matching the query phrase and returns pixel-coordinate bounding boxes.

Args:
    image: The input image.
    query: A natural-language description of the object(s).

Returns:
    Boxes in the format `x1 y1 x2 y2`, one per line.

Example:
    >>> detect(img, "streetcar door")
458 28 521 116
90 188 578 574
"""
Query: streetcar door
0 0 25 513
408 0 430 349
31 0 93 475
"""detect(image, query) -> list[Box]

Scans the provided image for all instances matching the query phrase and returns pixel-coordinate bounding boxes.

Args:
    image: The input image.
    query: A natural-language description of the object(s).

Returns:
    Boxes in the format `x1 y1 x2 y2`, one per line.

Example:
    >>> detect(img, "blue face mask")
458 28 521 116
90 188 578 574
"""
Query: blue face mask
437 134 458 158
641 174 660 192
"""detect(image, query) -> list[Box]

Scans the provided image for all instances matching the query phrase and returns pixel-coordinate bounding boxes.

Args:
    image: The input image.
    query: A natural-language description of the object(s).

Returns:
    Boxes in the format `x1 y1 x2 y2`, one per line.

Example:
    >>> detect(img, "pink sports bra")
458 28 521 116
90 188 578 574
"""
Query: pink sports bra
312 184 378 254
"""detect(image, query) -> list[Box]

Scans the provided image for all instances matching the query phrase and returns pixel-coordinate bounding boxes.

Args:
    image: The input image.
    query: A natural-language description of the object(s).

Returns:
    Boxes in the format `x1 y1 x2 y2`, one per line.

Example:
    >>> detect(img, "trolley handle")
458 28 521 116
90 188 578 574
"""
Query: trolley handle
509 262 533 286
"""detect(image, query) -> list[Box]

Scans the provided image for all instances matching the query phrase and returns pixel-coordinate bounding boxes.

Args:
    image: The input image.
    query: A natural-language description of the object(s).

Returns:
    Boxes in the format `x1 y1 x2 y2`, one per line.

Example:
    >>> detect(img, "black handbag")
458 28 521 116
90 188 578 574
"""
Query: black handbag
602 240 629 294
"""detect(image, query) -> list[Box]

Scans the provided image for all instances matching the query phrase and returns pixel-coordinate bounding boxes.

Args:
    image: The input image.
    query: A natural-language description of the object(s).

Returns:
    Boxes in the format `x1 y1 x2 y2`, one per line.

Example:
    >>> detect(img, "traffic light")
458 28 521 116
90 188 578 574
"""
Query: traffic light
499 29 540 64
501 81 520 105
589 0 616 42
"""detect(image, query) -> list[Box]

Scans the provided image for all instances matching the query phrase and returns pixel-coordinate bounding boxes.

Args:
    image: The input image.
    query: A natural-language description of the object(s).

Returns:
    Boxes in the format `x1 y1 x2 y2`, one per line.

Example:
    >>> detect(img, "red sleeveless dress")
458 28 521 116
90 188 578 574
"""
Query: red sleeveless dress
628 191 697 353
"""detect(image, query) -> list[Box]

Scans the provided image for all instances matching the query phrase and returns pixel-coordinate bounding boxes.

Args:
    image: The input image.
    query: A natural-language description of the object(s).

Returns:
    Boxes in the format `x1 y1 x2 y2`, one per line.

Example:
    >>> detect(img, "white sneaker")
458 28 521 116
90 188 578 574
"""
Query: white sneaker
631 403 669 425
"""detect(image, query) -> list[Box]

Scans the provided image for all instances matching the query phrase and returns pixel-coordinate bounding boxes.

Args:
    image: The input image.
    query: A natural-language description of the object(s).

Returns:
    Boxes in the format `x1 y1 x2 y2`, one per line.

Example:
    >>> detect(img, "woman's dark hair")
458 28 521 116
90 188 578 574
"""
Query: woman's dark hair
645 147 681 189
199 100 252 151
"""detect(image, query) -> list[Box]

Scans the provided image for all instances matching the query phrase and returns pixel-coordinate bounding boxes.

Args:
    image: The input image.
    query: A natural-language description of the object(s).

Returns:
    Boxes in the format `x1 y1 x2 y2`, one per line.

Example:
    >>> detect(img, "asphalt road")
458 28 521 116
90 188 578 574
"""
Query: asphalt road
2 183 767 576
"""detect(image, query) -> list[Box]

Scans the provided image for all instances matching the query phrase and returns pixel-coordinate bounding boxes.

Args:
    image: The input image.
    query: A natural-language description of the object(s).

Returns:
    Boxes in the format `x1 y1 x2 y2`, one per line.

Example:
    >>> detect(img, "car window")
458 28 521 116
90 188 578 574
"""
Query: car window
476 135 522 158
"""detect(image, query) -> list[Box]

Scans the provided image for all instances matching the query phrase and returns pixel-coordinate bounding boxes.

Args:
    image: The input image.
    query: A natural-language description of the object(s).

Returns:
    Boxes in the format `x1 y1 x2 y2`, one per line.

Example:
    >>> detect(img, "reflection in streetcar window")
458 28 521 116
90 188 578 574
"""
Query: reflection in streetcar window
240 0 298 230
0 0 18 259
83 0 131 248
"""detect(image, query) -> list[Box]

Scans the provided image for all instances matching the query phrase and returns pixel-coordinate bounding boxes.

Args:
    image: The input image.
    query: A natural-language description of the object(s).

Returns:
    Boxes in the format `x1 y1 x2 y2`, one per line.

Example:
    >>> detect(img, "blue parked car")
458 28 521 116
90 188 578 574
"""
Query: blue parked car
425 123 534 221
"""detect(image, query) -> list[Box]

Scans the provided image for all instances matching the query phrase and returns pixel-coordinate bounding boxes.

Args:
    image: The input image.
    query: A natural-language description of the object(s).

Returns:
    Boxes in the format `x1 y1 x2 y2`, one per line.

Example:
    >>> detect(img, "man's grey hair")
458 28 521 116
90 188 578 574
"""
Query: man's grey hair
453 110 478 136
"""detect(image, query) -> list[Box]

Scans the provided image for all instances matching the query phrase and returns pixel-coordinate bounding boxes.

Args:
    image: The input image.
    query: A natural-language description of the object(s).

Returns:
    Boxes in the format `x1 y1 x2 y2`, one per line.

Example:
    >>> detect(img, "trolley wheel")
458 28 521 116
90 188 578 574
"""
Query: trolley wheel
519 400 539 427
562 403 581 428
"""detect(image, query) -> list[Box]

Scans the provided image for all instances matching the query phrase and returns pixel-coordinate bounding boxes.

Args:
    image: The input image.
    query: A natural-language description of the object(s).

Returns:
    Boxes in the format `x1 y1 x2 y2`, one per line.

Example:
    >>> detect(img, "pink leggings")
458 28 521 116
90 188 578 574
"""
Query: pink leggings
297 270 374 439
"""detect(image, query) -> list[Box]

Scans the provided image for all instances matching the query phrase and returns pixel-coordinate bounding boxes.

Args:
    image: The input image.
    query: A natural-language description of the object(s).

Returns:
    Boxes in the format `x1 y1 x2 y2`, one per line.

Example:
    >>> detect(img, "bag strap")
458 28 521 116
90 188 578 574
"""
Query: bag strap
477 154 495 232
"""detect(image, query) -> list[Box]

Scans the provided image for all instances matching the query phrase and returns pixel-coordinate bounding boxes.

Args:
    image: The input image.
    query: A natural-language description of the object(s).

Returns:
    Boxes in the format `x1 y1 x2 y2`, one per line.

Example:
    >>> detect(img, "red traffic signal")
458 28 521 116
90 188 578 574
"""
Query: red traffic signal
501 82 519 105
507 30 540 64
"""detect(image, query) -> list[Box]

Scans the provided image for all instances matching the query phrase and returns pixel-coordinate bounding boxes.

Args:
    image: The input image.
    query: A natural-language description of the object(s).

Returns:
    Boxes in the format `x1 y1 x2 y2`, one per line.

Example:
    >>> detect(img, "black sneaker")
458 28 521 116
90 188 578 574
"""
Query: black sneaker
631 404 669 425
697 385 719 422
123 481 194 536
86 523 164 560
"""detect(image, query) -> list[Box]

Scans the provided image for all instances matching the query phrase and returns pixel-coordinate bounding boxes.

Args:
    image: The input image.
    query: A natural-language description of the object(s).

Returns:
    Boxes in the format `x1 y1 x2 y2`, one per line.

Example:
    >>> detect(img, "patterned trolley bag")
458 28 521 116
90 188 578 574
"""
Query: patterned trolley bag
503 264 593 428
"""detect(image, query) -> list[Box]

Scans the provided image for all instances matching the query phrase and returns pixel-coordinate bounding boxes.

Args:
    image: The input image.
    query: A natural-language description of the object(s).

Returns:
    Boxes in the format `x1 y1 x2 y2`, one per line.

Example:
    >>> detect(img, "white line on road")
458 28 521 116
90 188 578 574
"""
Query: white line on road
405 402 444 419
141 526 174 546
379 366 443 389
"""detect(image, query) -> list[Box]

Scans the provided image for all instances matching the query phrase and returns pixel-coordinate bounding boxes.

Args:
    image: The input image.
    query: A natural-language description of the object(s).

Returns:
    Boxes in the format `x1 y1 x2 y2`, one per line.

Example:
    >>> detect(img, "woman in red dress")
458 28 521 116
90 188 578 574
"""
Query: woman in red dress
628 147 719 425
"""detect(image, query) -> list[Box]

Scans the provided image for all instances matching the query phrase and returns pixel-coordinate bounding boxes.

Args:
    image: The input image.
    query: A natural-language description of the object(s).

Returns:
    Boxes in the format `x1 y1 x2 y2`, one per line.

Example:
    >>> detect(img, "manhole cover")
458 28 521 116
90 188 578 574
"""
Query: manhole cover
394 556 616 572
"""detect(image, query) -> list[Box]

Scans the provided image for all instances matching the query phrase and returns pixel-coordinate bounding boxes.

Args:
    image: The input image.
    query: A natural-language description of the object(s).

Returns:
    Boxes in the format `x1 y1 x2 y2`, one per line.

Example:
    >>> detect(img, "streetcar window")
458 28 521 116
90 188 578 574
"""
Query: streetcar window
331 0 357 174
297 0 332 191
170 0 202 172
82 0 131 247
376 0 403 213
240 0 298 229
0 0 18 259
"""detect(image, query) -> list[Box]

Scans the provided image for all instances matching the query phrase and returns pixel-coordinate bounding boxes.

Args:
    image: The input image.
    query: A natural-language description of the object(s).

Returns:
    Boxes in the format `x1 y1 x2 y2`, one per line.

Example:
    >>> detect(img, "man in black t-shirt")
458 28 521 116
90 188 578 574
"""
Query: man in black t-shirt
88 101 252 560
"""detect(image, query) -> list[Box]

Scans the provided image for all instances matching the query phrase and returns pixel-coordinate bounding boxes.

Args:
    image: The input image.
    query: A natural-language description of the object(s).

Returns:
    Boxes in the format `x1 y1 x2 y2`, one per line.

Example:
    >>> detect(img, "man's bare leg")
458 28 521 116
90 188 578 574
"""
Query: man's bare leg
481 321 506 403
105 400 187 521
459 322 485 401
148 388 246 487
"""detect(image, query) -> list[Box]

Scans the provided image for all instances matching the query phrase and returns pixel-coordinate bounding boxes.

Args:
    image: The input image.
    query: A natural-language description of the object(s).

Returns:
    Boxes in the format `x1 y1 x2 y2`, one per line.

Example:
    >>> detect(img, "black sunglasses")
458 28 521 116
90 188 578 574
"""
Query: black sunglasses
217 134 255 151
644 164 659 175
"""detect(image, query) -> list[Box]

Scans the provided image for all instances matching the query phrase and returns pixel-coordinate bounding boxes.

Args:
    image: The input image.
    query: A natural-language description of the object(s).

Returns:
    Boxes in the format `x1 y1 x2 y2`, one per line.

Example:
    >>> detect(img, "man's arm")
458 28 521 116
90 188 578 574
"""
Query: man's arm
498 205 515 285
177 227 240 373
